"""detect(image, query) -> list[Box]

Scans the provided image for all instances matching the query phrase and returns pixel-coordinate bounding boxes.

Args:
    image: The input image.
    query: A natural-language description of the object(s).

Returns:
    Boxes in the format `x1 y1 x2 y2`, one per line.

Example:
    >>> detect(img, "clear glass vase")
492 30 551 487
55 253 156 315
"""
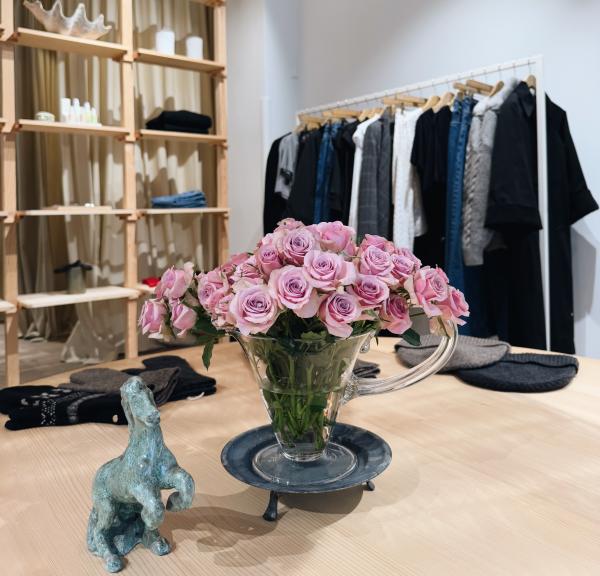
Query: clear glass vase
235 319 457 486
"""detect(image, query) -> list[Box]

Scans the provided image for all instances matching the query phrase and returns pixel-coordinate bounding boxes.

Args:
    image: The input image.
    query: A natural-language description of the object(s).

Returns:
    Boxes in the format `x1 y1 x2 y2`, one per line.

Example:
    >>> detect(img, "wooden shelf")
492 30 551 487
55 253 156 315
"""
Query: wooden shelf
190 0 225 6
19 208 135 217
138 129 226 145
141 207 229 215
134 48 225 73
18 286 140 309
136 283 155 295
9 28 127 59
16 119 130 138
0 299 16 314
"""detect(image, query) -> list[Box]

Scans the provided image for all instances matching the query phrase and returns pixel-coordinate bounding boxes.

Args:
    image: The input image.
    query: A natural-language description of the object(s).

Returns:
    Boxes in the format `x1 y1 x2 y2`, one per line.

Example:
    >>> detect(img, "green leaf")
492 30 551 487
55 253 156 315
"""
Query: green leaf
202 339 215 370
401 328 421 347
300 331 327 342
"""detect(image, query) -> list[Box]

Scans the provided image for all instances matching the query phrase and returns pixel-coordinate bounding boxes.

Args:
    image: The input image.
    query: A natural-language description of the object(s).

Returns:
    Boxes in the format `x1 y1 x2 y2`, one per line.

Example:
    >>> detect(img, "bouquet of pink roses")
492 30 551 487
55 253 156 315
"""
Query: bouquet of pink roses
139 218 469 368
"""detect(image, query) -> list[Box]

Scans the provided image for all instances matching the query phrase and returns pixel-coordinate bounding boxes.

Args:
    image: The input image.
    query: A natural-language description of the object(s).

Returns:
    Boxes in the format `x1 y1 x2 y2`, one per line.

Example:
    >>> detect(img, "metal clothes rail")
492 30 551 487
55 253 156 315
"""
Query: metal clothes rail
297 56 550 350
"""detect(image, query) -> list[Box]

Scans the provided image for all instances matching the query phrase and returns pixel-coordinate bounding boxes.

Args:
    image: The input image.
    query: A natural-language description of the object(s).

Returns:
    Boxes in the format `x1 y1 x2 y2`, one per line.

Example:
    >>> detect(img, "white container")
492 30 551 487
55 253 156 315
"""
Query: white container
156 29 175 55
60 97 71 122
71 98 81 123
185 36 203 59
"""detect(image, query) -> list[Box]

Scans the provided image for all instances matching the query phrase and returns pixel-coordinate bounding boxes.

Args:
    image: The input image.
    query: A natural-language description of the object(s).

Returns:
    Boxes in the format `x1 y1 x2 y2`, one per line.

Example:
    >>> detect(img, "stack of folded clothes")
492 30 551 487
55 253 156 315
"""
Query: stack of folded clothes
0 356 216 430
151 190 207 209
146 110 212 134
396 335 579 393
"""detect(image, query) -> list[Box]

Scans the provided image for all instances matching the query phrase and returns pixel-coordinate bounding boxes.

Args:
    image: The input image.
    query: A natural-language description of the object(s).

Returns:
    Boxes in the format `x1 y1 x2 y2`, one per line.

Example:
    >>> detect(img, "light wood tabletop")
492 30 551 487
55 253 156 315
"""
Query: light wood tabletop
1 338 600 575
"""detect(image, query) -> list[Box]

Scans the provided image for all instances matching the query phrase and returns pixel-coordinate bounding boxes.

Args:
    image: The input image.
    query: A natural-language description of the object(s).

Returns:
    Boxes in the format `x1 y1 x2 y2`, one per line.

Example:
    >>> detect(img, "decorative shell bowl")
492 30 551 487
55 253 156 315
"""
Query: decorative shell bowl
24 0 111 40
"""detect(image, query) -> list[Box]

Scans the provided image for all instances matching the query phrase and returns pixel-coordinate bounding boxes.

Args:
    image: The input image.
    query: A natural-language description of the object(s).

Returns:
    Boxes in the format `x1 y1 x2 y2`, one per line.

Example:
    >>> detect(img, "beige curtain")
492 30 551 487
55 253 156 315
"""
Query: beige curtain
16 0 217 362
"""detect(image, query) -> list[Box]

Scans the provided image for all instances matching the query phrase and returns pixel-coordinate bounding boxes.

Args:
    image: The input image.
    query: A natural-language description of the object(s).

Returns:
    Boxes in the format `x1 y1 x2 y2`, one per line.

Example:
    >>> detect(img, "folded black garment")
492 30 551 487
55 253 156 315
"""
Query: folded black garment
353 359 380 379
0 360 216 430
455 353 579 393
146 110 213 134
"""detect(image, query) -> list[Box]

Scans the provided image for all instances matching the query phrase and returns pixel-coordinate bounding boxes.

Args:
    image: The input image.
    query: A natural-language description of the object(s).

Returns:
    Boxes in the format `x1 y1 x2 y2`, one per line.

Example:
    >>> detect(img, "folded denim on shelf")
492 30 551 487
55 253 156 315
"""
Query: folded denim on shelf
151 190 207 208
145 110 213 134
395 334 510 373
455 353 579 393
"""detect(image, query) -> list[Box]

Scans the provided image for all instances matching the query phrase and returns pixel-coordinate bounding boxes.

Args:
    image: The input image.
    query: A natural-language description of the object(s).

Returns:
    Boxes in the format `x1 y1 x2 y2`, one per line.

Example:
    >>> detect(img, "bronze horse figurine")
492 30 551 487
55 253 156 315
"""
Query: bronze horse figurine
87 376 195 572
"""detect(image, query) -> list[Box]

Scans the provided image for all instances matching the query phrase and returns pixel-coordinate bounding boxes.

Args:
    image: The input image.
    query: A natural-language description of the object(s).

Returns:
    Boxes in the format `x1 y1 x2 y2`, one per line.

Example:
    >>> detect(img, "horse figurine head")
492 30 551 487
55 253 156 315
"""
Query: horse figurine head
120 377 161 430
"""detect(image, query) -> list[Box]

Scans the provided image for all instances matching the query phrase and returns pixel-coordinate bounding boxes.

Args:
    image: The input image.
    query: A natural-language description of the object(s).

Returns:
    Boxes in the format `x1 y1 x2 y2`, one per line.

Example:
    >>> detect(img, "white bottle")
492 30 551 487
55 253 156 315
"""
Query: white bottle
60 98 71 123
72 98 81 123
83 102 91 124
91 107 99 125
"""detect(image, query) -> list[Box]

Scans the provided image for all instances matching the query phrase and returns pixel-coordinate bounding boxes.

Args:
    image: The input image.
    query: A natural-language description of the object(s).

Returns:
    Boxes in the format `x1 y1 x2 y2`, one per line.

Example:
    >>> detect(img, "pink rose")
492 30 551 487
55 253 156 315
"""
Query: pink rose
221 252 249 279
156 261 194 300
439 287 470 326
348 274 390 308
360 234 395 254
170 301 197 337
303 249 355 291
256 244 283 276
280 227 317 265
214 293 234 328
316 221 356 254
139 299 167 339
380 294 412 335
318 292 361 338
404 266 449 317
268 265 321 318
359 245 394 284
275 217 304 231
197 269 229 313
228 284 279 335
231 255 264 286
391 248 421 284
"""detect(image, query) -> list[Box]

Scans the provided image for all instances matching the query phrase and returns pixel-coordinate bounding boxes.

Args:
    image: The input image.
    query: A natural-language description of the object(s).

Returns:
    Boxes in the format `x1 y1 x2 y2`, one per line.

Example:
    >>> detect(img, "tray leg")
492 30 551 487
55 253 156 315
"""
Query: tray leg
364 480 375 492
263 491 279 522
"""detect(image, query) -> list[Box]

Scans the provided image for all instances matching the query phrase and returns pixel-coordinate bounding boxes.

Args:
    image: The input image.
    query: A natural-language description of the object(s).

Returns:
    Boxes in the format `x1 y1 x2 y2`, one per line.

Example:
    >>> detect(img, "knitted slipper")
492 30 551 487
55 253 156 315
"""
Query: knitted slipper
455 353 579 393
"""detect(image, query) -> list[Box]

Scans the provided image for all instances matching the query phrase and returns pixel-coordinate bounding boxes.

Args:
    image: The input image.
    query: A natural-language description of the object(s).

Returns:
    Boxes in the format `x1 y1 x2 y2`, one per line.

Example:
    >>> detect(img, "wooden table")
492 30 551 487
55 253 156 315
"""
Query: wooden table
2 339 600 575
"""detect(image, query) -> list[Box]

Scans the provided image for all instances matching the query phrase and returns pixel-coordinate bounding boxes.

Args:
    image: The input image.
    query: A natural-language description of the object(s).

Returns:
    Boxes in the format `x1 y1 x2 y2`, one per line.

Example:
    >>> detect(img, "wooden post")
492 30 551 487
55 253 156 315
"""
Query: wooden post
119 0 139 358
1 0 19 386
213 2 229 264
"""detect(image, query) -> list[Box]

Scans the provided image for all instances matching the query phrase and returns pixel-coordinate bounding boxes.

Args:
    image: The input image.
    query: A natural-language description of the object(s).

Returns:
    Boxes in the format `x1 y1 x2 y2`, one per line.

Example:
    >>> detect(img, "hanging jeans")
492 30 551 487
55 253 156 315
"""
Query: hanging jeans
445 97 474 292
313 123 339 223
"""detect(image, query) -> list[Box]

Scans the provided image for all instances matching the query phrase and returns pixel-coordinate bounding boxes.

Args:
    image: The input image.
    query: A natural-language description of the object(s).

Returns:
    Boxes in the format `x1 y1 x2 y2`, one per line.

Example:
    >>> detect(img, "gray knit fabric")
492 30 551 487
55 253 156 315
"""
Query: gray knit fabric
62 367 179 406
395 335 510 373
462 77 519 266
456 353 578 393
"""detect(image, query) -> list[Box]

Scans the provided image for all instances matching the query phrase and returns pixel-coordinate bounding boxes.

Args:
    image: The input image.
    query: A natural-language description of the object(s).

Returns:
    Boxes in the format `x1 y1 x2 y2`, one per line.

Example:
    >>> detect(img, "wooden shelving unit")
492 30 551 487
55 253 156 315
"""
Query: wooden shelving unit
138 129 226 145
141 207 229 215
9 27 127 58
134 48 224 73
0 0 229 386
16 119 130 138
18 286 139 309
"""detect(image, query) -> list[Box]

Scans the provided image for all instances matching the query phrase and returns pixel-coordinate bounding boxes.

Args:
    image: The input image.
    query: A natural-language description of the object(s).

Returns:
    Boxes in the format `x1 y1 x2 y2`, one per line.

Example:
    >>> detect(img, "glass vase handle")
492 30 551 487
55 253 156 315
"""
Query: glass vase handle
344 319 458 403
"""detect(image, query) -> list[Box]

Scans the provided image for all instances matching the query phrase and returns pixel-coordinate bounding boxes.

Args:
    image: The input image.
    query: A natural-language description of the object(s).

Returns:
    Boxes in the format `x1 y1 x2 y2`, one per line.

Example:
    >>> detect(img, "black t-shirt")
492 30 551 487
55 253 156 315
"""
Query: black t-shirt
263 135 286 234
486 82 598 352
329 121 358 224
411 107 452 268
286 128 323 225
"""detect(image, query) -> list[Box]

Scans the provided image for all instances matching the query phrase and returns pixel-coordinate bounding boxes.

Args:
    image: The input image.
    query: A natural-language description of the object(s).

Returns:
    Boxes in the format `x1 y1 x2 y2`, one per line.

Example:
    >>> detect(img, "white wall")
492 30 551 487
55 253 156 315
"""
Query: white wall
227 0 600 356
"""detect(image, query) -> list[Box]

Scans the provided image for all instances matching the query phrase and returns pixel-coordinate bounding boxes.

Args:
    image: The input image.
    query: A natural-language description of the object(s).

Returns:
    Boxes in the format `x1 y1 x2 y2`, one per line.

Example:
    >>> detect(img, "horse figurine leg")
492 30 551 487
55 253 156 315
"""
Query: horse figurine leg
132 484 171 556
164 466 196 512
88 499 124 573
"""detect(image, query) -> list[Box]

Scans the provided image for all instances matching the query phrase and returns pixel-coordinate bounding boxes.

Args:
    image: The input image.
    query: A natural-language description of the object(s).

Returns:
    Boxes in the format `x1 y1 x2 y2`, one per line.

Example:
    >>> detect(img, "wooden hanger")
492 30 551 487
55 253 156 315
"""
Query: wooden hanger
526 74 537 90
433 91 454 113
296 114 325 132
466 79 493 95
382 95 427 108
489 80 505 97
422 94 441 111
326 107 361 119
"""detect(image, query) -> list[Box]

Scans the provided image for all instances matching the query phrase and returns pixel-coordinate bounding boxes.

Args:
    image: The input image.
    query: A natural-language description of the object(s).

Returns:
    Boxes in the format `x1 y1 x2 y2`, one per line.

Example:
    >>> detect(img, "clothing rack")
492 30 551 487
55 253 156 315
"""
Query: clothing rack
298 55 550 351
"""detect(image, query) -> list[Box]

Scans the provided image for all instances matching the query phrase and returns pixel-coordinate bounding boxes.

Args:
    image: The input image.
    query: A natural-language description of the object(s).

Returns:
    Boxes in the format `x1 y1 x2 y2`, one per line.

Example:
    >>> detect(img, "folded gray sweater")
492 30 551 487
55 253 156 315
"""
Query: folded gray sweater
395 335 510 373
